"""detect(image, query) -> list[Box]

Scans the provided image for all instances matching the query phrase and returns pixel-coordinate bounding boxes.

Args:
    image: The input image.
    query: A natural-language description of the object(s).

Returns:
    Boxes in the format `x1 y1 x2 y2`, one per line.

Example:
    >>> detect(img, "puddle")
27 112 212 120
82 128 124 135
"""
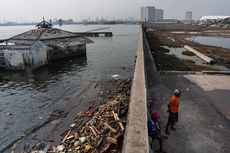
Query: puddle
186 36 230 49
162 46 229 71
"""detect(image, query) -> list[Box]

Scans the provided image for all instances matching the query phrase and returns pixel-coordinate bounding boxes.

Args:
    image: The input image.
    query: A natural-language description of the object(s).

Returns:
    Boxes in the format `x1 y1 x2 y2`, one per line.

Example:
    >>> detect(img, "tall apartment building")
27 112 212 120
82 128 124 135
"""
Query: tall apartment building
186 11 193 22
155 9 164 21
141 6 155 22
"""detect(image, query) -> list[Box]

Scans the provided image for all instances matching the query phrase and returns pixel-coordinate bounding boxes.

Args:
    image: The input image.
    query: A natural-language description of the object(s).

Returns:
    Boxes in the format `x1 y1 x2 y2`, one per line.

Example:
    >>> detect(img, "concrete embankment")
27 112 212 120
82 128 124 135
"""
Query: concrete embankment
122 27 149 153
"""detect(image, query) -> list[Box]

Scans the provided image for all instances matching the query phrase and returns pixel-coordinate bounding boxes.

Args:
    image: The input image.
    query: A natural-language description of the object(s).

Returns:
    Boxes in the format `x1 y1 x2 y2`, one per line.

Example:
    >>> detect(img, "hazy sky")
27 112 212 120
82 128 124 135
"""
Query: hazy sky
0 0 229 22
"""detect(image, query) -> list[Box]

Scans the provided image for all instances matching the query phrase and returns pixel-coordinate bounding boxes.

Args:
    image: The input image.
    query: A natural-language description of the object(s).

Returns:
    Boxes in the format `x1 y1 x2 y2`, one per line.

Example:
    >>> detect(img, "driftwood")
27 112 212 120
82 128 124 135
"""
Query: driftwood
61 130 71 143
45 78 132 153
102 122 117 133
112 110 124 131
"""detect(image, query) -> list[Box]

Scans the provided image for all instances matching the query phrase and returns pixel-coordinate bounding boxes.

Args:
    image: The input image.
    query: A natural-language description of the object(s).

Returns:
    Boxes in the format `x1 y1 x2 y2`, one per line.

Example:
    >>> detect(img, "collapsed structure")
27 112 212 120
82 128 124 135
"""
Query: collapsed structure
0 19 93 70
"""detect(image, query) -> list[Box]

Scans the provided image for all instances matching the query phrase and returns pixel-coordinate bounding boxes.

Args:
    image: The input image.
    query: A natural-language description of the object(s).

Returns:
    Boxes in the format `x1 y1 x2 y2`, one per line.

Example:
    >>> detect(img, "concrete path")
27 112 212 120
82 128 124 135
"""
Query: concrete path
185 74 230 121
149 74 230 153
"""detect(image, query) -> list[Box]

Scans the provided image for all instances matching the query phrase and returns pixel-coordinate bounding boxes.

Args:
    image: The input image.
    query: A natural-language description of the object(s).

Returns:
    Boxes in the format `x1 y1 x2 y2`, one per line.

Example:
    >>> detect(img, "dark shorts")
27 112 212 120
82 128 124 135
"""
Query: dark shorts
167 112 178 125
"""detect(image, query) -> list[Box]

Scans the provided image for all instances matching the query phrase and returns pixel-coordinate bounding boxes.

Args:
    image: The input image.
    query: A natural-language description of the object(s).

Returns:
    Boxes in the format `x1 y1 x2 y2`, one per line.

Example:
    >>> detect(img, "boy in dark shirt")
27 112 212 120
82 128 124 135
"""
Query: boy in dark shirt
148 112 167 153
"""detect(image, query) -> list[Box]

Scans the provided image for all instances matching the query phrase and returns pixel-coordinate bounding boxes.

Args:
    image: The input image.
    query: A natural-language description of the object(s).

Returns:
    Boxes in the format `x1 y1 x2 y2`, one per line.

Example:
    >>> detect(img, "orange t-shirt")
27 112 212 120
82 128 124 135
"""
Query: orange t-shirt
169 95 179 113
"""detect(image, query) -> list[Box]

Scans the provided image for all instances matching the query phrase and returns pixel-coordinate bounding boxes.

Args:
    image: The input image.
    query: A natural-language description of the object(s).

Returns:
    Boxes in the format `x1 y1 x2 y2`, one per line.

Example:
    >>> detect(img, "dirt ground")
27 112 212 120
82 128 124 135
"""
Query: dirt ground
145 24 230 70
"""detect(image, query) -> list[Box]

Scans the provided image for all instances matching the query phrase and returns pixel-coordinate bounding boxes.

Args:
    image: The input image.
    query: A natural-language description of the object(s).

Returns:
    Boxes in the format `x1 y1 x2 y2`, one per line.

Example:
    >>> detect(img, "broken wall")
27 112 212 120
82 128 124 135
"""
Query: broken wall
30 41 48 70
4 50 25 70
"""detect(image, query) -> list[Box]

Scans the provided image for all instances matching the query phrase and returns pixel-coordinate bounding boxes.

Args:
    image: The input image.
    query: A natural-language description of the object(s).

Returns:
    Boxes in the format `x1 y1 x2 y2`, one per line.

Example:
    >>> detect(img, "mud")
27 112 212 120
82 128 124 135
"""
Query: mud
144 24 230 69
144 30 219 71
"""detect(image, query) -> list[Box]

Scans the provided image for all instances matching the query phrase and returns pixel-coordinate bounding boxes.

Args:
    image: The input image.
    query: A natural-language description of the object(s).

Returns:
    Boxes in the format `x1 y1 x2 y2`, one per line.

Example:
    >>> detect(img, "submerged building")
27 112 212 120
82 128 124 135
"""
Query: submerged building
0 19 93 70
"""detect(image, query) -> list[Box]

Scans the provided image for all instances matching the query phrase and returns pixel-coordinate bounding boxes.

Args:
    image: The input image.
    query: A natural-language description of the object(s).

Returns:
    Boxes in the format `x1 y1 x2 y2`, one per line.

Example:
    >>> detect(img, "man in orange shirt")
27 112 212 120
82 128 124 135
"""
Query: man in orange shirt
165 89 180 135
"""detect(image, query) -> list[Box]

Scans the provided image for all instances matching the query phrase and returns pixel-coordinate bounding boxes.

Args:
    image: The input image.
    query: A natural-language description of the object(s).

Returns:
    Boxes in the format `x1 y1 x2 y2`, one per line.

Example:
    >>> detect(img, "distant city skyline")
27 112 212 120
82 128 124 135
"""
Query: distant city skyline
186 11 193 21
141 6 164 22
0 0 229 22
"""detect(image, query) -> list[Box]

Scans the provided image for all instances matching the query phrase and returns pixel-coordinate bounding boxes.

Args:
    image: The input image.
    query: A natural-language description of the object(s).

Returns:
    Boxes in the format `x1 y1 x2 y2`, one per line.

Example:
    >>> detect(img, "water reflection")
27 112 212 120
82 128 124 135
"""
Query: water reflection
0 24 138 151
0 56 87 85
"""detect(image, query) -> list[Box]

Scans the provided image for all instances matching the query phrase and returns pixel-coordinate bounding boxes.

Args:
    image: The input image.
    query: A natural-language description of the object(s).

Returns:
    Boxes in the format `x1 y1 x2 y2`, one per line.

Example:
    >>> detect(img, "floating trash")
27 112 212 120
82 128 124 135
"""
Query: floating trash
111 74 119 78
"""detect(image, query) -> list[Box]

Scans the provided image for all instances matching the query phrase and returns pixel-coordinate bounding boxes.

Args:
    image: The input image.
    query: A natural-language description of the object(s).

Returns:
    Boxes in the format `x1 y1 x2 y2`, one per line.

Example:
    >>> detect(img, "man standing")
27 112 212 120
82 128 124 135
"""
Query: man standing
165 89 181 135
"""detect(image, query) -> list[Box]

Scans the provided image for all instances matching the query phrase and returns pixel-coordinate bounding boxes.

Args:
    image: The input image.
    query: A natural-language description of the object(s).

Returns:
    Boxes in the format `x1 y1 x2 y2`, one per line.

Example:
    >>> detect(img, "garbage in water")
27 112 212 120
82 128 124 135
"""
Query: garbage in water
111 74 119 78
34 78 132 153
5 112 12 116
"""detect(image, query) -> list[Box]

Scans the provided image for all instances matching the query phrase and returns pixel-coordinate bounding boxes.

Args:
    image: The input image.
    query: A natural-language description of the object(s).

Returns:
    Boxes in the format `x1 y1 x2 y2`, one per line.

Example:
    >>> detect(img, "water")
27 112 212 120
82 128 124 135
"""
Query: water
187 36 230 49
163 46 229 71
0 24 139 151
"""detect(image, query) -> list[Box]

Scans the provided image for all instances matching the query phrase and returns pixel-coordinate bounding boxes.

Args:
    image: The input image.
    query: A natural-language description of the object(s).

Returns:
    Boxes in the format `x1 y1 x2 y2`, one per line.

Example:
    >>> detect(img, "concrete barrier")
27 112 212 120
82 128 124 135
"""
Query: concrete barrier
184 45 216 65
122 28 149 153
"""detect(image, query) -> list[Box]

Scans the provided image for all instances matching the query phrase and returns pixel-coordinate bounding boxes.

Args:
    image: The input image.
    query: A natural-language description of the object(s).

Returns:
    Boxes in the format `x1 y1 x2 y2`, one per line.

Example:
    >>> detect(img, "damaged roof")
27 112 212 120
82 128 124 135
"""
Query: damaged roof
8 20 93 45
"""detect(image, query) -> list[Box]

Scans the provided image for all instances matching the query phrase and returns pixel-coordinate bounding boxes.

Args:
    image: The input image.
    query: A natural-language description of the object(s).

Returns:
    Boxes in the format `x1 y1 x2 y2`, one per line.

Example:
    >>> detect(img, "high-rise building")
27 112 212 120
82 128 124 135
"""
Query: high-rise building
141 6 155 22
155 9 164 21
186 11 193 22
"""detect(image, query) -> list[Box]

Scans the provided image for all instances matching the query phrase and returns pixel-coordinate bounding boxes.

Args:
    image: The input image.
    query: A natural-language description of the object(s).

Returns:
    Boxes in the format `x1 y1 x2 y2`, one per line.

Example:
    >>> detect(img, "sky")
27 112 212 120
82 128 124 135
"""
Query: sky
0 0 229 22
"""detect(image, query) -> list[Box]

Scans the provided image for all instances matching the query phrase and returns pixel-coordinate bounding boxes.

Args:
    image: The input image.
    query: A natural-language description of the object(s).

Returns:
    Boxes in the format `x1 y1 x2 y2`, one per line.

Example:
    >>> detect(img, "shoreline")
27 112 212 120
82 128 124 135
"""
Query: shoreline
8 78 132 153
144 24 230 70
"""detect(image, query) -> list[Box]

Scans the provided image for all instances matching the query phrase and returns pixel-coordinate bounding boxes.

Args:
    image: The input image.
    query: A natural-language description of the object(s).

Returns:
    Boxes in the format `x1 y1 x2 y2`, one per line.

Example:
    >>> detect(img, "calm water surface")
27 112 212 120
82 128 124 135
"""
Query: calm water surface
0 24 139 151
187 36 230 49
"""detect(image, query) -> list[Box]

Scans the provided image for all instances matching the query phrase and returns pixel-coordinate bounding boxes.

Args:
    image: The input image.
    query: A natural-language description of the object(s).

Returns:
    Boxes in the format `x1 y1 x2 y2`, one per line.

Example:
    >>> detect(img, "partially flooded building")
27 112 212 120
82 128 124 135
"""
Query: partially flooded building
0 20 93 70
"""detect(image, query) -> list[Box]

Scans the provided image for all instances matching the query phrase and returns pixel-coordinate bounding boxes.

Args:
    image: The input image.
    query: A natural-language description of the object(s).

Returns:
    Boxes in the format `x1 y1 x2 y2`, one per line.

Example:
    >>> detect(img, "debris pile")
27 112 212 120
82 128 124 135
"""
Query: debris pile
48 79 132 153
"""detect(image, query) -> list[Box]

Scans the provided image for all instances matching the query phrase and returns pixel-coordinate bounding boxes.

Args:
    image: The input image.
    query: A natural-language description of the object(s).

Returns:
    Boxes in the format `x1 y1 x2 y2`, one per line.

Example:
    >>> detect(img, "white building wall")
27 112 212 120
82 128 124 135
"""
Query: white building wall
4 50 25 70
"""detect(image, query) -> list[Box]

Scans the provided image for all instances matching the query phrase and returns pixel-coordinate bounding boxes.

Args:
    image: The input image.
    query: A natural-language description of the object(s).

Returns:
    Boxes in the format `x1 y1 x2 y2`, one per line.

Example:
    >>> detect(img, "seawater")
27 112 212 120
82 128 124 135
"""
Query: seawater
0 24 139 151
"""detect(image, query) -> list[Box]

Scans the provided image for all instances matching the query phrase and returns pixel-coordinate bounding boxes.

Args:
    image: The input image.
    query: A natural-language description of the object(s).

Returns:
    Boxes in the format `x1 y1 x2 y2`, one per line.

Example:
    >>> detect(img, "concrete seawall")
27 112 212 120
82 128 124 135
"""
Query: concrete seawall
122 27 149 153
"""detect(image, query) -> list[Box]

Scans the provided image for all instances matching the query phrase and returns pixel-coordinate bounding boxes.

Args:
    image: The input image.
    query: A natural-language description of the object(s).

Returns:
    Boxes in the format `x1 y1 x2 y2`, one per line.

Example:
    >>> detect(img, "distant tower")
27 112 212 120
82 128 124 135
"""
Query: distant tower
141 6 155 22
186 11 193 22
155 9 164 22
